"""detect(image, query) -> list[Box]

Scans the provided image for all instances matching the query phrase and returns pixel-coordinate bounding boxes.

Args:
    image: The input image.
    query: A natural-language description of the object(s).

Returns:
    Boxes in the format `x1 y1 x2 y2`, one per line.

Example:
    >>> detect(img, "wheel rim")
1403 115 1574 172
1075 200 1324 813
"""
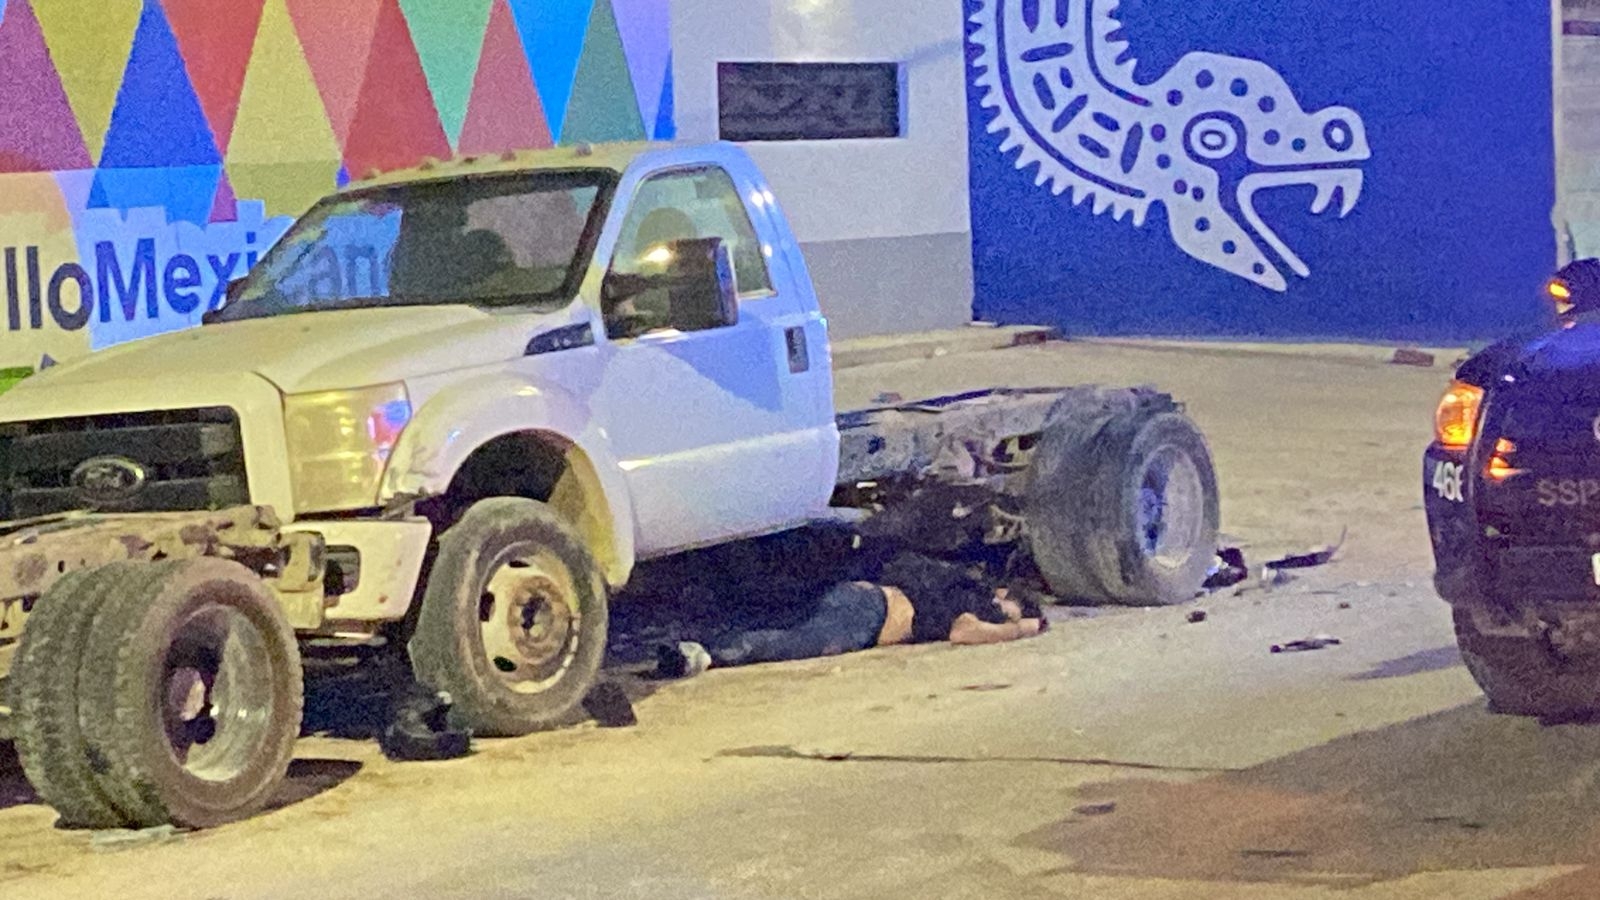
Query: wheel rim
1136 446 1206 569
160 605 276 783
477 544 581 694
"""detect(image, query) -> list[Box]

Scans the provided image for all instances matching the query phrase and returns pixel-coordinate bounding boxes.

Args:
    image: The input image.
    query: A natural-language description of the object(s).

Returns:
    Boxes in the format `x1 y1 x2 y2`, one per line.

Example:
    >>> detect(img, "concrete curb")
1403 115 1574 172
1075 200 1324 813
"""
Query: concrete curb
831 325 1057 370
1074 337 1472 370
831 325 1474 372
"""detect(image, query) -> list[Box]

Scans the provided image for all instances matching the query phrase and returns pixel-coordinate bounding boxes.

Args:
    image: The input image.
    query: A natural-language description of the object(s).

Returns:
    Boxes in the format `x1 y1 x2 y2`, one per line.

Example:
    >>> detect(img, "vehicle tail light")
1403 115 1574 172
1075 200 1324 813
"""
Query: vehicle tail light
1434 381 1484 450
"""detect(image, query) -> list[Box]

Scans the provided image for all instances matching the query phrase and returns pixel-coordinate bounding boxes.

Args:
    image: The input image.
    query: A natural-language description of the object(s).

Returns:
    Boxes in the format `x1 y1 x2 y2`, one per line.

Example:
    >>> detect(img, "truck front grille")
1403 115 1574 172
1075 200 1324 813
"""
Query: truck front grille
0 408 249 519
1480 396 1600 543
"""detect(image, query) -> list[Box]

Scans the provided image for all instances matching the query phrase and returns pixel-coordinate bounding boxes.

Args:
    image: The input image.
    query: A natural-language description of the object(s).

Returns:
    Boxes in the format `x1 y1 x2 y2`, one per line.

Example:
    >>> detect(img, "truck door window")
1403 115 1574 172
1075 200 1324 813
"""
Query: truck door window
605 168 773 336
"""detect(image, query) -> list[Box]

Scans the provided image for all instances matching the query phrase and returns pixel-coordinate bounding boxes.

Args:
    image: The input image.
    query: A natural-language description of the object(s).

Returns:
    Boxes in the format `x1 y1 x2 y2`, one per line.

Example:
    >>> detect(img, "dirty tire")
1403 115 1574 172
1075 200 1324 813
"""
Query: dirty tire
1454 609 1600 718
1025 391 1220 605
9 563 150 828
77 558 303 829
409 497 608 737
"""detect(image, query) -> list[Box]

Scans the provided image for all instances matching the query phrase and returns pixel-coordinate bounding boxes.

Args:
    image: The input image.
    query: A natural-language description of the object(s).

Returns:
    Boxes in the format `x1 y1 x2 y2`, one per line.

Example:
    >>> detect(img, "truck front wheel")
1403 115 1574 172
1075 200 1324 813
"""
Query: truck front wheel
1025 394 1220 606
77 558 303 829
1454 609 1600 718
409 498 608 737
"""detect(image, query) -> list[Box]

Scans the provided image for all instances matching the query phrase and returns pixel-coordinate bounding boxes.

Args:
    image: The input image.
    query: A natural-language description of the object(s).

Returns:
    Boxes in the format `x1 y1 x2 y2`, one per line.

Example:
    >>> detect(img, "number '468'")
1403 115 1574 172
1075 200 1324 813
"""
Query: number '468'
1433 461 1465 503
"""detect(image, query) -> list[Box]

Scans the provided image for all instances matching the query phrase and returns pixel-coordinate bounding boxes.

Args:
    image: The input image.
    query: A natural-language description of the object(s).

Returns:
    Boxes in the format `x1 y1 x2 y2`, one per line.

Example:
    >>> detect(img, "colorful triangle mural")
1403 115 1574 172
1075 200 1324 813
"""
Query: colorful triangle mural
399 0 493 149
561 0 645 144
0 173 72 235
164 0 269 155
30 0 142 163
90 165 222 226
654 52 674 140
610 0 668 138
342 0 451 176
458 0 551 156
284 0 385 145
51 168 96 229
99 2 222 169
210 171 238 223
228 0 342 215
224 161 337 218
506 0 593 142
0 0 8 28
0 0 90 173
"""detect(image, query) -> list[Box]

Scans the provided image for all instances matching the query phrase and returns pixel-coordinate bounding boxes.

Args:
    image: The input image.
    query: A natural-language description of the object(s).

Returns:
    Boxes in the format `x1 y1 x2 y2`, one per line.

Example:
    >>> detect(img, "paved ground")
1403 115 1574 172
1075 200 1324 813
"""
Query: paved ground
6 337 1597 899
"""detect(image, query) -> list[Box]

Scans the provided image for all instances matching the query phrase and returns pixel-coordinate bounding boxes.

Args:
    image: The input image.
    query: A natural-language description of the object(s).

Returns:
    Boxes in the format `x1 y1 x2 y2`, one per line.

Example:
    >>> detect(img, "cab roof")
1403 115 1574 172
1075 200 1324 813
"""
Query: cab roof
347 142 670 190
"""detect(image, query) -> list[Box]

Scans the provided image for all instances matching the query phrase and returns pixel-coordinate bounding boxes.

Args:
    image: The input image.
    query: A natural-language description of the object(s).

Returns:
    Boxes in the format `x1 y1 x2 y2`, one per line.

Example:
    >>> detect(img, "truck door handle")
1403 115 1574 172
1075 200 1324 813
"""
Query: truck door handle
785 327 810 373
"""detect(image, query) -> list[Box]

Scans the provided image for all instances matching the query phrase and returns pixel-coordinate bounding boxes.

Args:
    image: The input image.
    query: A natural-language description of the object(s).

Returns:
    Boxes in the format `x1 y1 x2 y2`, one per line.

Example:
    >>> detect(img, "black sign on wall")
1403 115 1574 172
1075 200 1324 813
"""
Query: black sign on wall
717 62 902 142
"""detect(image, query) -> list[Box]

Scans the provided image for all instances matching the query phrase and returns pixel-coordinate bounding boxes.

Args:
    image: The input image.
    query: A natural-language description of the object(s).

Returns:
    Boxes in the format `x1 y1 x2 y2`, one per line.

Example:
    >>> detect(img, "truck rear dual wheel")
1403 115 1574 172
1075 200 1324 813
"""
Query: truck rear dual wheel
1453 609 1600 718
1025 392 1220 606
409 497 609 737
11 559 302 829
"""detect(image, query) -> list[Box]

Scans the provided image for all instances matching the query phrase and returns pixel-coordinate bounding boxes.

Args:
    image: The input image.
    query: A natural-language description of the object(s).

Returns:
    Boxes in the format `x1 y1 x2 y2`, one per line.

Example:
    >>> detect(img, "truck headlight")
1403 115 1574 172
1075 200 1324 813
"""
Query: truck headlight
1434 380 1483 450
283 384 412 513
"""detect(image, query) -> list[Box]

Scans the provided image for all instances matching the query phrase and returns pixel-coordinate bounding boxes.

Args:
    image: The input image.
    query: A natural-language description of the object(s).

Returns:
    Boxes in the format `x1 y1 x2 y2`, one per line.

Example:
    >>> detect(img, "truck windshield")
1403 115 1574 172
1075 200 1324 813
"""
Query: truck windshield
220 170 613 321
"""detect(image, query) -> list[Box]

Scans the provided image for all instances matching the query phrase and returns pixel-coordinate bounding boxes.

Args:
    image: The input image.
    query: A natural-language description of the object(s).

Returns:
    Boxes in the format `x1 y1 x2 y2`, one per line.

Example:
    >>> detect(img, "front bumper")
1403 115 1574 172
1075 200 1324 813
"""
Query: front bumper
0 508 432 689
286 517 432 626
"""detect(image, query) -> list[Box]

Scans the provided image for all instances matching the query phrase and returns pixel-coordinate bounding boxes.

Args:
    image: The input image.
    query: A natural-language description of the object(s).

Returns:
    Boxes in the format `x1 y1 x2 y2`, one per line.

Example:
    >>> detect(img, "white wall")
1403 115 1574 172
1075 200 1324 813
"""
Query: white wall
672 0 974 337
1561 0 1600 259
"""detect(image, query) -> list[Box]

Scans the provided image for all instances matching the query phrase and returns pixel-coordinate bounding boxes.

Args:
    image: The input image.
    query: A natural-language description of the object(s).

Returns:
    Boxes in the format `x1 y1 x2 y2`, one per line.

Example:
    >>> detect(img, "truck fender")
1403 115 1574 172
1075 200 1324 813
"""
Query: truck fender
379 374 636 586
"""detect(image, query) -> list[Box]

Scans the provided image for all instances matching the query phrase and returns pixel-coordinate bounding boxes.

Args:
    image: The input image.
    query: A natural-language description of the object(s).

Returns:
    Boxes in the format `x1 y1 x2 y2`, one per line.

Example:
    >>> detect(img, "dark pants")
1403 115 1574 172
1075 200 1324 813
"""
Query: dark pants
703 582 887 668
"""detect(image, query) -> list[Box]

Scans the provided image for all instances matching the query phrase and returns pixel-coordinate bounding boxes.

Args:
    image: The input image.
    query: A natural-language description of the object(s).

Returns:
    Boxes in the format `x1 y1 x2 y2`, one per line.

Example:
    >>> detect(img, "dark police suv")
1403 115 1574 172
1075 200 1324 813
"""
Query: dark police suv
1426 259 1600 718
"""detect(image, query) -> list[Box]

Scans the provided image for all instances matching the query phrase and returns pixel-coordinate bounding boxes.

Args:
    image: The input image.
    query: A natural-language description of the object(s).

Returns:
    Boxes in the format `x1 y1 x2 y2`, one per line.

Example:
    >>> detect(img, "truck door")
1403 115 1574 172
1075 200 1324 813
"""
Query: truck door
594 163 835 556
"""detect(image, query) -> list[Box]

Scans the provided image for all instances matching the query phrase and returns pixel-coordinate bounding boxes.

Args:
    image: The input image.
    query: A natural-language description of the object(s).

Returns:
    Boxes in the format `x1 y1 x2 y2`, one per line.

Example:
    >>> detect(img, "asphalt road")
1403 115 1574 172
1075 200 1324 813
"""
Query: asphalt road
8 338 1597 899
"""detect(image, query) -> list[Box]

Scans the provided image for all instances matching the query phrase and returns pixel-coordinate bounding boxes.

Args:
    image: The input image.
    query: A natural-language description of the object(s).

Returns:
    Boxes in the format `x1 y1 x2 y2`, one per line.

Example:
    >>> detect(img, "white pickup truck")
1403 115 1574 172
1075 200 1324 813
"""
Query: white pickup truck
0 142 1218 830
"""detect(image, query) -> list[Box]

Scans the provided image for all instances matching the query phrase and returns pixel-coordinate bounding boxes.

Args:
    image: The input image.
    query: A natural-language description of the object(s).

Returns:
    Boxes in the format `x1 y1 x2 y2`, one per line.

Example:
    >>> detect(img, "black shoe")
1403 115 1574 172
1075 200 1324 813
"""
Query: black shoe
655 641 710 678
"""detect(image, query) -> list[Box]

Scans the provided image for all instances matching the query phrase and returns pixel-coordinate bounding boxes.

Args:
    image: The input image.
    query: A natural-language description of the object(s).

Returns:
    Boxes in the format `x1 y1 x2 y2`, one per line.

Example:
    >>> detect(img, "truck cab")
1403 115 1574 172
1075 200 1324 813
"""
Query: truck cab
0 142 839 621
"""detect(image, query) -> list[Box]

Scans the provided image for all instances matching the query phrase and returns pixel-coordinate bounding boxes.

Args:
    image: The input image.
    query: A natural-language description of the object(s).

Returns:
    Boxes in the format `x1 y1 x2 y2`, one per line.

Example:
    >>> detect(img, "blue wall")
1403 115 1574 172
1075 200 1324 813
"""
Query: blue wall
965 0 1555 341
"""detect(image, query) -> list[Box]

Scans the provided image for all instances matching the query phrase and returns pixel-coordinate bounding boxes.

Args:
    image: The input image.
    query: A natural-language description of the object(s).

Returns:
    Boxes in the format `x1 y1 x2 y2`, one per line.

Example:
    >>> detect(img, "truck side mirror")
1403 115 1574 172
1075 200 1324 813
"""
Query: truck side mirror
201 278 247 325
603 237 739 336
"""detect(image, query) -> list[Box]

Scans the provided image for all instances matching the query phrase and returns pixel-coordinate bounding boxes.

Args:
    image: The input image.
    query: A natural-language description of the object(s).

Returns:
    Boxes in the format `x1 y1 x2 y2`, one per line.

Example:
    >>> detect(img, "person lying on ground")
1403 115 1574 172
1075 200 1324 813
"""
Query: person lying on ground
655 552 1049 677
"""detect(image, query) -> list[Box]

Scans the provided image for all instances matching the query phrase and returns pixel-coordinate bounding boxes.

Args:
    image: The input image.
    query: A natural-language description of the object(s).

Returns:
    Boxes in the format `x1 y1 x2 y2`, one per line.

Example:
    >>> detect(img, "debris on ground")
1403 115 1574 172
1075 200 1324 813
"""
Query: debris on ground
379 683 473 761
1270 635 1343 654
90 824 185 852
1390 347 1436 368
1259 566 1297 591
1252 529 1348 592
1187 610 1208 624
1263 528 1348 571
960 682 1013 692
1010 327 1061 347
583 681 638 728
1202 547 1249 591
1074 802 1118 816
873 391 904 405
1338 601 1352 610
